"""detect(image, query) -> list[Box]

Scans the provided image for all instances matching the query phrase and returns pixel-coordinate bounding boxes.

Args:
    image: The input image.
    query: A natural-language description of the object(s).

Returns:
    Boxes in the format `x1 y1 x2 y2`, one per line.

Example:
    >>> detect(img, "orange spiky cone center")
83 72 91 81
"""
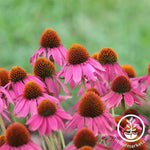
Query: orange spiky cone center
73 128 97 148
0 135 5 147
98 47 118 65
23 81 43 100
0 68 9 86
122 64 136 78
78 92 105 118
10 66 27 83
40 28 61 48
33 57 55 79
37 99 56 116
6 122 30 147
67 43 89 65
87 88 100 96
111 75 131 93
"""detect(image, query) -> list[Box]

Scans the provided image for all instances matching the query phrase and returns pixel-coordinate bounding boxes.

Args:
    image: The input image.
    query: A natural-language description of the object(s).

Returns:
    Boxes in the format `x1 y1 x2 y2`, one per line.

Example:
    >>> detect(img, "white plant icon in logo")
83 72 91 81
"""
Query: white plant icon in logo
124 117 138 140
117 114 145 142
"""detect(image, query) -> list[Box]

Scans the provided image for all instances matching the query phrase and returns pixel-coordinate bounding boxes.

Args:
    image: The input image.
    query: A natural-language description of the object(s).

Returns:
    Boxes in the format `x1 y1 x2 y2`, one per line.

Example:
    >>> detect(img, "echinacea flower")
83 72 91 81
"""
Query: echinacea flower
122 64 136 78
123 108 149 125
0 122 42 150
65 128 110 150
66 92 116 136
58 43 105 88
5 66 45 97
0 68 9 87
14 80 59 117
97 47 127 81
101 75 146 109
26 99 72 136
30 28 67 66
33 57 71 100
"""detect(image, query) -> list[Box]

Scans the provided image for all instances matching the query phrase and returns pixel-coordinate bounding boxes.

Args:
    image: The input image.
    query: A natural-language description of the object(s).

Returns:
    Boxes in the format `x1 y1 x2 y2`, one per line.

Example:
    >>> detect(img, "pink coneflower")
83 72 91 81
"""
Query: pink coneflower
123 108 149 125
58 43 105 88
5 66 46 97
101 75 146 109
30 28 67 66
65 128 110 150
33 57 71 100
97 47 127 81
0 122 42 150
26 99 72 136
66 92 116 136
14 80 59 117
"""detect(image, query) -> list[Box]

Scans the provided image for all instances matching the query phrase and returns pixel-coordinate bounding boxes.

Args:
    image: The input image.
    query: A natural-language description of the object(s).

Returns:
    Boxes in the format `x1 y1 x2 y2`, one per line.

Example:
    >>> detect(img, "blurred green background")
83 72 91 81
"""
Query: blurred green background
0 0 150 116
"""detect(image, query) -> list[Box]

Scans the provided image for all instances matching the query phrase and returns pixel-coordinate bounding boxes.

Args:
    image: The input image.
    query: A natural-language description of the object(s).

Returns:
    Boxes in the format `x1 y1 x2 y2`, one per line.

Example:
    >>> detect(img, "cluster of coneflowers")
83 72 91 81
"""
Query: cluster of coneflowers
0 28 150 150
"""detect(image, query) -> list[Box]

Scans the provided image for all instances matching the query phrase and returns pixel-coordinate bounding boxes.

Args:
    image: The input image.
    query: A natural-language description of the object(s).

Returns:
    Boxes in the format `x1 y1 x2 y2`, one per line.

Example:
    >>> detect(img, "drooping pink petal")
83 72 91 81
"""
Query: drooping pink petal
49 116 58 131
39 118 47 135
72 64 82 83
64 65 73 84
45 77 59 97
124 92 134 106
51 47 62 66
56 109 72 120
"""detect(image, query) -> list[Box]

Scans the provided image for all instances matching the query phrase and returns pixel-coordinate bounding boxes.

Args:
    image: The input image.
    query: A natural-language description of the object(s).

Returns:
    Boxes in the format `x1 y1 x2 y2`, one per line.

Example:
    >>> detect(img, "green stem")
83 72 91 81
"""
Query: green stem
41 136 46 150
52 132 59 150
111 107 115 117
8 104 16 122
0 115 6 134
121 97 126 113
44 135 52 150
58 130 65 149
49 133 55 150
82 78 86 93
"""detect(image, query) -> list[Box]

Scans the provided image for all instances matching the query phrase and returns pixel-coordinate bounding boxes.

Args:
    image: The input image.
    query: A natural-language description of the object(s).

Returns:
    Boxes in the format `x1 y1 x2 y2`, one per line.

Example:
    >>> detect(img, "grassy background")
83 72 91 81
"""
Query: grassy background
0 0 150 120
